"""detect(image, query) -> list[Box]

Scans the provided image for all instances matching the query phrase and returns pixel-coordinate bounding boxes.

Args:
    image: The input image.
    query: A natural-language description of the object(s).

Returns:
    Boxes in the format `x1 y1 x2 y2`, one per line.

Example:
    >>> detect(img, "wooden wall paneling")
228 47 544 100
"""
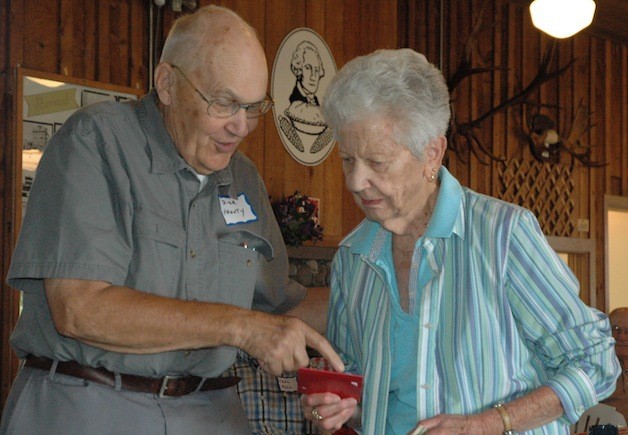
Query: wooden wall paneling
341 0 361 59
111 1 130 86
623 46 628 196
469 0 482 191
471 0 494 195
397 0 414 50
84 1 98 81
445 0 460 178
427 0 442 65
337 0 368 236
305 0 326 35
449 0 472 187
22 0 59 72
557 39 574 236
2 0 24 410
129 0 146 91
408 0 432 57
590 37 608 309
490 0 507 198
263 0 304 200
8 1 23 69
608 43 624 191
60 0 76 77
505 2 523 161
359 1 396 53
97 0 111 83
573 36 591 240
571 253 592 305
318 0 346 245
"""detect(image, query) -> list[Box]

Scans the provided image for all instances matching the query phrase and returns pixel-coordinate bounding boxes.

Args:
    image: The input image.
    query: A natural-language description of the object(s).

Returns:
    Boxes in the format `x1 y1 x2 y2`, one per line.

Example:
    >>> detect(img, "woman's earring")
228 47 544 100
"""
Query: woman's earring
429 167 437 182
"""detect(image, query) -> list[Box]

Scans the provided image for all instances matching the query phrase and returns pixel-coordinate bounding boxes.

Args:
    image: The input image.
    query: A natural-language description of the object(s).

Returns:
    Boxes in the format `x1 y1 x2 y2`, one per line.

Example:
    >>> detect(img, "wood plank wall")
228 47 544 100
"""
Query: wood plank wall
399 0 627 310
0 0 626 410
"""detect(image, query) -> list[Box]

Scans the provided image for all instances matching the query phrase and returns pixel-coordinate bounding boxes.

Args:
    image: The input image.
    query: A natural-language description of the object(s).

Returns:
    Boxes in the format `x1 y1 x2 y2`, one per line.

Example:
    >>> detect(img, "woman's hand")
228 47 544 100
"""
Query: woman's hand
407 412 495 435
301 392 359 432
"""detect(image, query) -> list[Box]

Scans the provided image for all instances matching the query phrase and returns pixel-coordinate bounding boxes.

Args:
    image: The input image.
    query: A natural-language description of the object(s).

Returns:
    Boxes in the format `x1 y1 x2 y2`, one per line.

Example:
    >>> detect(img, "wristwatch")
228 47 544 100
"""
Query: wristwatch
494 402 514 435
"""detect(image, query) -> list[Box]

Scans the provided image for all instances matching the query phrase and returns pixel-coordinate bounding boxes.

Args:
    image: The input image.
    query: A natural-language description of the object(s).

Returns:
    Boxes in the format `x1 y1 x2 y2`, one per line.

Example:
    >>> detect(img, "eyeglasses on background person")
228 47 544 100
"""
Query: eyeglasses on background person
170 64 274 118
612 325 628 335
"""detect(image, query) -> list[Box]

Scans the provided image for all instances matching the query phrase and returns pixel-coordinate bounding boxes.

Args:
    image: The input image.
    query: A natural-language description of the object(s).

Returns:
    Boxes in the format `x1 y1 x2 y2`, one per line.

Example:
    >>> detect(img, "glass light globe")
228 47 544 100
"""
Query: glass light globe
530 0 596 39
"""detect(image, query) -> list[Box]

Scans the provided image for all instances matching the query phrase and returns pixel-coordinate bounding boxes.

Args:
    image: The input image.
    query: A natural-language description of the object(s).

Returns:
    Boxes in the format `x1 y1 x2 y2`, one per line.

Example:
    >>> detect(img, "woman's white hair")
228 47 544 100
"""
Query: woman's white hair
322 48 451 158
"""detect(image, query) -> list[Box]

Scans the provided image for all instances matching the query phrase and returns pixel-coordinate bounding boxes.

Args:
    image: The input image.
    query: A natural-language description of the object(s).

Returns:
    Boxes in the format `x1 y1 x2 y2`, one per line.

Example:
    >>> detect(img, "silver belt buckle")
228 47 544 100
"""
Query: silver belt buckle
158 375 180 398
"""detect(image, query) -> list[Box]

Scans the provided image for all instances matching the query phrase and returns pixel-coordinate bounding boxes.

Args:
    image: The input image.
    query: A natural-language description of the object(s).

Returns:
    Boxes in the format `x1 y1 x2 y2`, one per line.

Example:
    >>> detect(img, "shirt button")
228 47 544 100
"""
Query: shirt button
423 323 433 329
246 259 253 267
183 350 191 357
421 384 430 389
190 250 196 258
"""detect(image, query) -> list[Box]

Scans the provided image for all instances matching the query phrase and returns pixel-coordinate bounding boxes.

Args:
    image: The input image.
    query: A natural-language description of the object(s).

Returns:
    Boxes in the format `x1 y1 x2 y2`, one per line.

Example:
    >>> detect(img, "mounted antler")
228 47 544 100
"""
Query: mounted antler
524 101 606 168
446 1 575 165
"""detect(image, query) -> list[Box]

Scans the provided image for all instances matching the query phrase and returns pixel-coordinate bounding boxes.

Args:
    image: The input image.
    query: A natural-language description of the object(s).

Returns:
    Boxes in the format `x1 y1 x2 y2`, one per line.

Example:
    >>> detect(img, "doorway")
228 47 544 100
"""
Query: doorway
605 195 628 312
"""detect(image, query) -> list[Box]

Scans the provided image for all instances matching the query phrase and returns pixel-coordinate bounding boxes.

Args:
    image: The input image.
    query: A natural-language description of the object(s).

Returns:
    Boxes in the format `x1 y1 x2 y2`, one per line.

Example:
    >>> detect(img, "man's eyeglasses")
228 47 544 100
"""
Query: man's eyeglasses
170 64 274 119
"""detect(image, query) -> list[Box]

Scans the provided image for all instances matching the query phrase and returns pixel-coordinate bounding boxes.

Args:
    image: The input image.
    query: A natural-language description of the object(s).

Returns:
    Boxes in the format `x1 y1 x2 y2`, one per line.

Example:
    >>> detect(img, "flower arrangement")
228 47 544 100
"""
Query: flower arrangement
271 191 324 247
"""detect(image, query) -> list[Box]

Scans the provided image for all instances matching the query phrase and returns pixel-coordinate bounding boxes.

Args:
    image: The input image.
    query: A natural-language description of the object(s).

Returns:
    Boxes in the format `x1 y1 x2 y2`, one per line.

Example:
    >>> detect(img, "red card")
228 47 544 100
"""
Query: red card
297 367 363 402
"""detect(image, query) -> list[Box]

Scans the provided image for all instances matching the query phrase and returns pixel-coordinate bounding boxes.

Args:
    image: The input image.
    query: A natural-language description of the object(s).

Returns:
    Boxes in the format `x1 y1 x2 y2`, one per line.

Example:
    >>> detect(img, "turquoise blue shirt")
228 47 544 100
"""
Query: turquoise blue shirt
327 167 620 434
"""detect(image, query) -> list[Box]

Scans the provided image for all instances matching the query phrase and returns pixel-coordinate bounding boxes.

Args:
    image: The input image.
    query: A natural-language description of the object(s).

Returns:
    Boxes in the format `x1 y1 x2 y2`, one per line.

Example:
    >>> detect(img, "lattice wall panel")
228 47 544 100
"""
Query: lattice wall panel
497 158 576 237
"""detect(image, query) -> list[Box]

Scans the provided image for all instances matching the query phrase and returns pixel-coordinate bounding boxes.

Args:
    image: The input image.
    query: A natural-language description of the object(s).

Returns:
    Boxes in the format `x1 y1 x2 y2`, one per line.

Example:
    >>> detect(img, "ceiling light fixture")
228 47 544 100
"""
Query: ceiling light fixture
529 0 597 39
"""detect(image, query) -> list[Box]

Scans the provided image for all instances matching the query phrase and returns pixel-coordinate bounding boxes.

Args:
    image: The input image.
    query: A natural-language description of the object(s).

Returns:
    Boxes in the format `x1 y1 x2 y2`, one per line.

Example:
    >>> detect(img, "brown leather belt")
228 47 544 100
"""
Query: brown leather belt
25 355 240 398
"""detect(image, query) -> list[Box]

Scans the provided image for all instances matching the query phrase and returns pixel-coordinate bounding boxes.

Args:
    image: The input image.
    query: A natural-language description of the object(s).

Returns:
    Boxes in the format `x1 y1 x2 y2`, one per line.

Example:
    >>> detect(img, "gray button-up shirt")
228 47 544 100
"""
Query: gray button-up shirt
8 90 305 378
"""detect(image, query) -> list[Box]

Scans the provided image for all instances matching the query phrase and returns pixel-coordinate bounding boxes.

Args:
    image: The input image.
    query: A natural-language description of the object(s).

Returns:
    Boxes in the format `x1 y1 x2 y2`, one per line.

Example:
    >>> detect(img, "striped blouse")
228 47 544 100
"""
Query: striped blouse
327 167 620 434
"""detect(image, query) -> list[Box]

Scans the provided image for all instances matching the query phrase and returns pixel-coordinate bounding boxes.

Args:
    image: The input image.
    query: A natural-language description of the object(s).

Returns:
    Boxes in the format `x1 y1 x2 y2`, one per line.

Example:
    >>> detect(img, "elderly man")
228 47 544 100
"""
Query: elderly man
1 5 342 435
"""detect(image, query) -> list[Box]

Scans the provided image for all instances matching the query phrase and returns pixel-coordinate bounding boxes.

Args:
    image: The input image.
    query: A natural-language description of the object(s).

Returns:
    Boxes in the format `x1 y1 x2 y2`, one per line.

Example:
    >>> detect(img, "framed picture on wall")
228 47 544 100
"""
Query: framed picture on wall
15 67 143 229
22 120 53 151
81 89 116 107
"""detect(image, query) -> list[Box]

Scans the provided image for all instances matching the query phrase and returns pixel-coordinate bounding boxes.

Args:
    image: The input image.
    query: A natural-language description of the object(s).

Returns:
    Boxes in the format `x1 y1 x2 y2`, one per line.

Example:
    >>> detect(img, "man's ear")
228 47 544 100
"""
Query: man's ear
154 62 175 106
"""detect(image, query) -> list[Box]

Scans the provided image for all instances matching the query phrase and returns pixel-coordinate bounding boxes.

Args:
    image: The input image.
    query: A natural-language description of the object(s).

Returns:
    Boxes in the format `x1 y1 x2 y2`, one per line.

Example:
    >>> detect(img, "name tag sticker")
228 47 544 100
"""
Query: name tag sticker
277 376 298 392
219 193 258 225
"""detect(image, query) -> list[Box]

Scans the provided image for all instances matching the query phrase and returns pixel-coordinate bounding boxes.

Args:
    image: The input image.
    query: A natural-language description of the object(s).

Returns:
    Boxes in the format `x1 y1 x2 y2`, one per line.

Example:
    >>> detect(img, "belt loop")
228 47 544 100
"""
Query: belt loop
194 377 207 393
114 373 122 391
48 360 59 380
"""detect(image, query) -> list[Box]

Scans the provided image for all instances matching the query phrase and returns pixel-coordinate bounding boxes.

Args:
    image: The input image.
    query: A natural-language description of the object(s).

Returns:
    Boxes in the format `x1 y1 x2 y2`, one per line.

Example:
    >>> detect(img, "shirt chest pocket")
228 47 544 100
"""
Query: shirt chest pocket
130 209 187 296
217 230 273 308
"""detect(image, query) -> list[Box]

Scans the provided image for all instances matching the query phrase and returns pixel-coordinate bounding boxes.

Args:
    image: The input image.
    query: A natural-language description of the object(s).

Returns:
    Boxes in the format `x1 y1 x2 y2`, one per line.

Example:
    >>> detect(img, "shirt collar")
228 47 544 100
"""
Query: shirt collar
340 166 465 257
136 89 186 174
425 166 464 239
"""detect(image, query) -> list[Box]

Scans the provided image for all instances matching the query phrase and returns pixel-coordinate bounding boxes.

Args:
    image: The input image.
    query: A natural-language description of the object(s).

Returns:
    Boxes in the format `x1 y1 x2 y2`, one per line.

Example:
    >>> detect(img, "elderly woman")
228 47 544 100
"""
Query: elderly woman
301 48 620 434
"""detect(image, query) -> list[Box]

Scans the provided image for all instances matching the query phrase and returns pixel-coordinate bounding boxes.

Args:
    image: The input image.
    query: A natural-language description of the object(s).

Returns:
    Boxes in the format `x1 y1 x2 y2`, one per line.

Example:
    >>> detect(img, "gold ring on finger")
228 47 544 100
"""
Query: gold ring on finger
311 407 323 420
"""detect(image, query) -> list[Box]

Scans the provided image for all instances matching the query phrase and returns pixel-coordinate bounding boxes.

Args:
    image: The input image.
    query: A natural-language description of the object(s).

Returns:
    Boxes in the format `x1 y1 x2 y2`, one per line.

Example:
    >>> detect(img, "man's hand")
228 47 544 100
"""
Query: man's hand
236 311 344 376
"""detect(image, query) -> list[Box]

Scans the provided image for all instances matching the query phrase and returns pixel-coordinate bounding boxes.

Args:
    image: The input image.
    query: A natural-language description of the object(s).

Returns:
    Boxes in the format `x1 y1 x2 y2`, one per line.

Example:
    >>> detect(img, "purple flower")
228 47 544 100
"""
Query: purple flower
271 191 324 247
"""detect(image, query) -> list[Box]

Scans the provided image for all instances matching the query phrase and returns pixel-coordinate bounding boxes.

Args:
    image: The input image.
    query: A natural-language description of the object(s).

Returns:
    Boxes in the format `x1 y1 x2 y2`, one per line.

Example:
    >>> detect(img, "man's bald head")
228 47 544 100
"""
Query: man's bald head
159 5 266 85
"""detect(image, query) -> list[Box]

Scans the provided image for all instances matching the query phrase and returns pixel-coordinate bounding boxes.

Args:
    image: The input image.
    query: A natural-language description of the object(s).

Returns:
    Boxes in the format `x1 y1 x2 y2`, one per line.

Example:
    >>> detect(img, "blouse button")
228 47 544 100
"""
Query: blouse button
190 250 196 258
247 259 253 267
